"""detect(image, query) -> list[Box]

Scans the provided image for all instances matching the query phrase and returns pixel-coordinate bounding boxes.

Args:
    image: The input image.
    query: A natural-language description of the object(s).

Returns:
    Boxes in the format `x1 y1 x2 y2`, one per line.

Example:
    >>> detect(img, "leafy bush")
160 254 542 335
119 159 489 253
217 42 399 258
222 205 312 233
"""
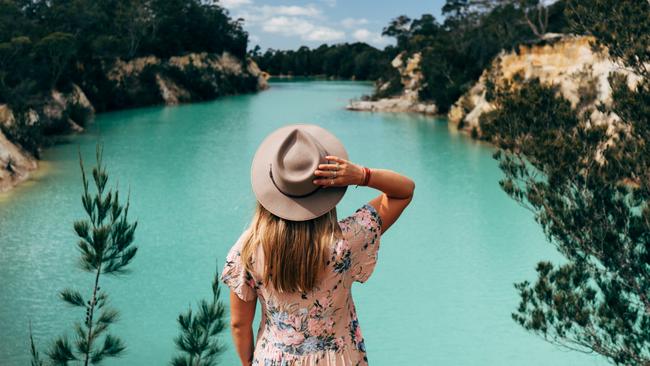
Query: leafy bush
483 1 650 363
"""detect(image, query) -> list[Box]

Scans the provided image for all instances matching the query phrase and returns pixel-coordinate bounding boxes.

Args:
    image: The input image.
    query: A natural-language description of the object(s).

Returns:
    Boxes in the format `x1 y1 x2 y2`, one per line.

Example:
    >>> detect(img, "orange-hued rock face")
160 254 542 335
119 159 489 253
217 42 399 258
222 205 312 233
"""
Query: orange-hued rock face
448 34 643 136
107 52 267 105
0 83 96 192
0 120 37 193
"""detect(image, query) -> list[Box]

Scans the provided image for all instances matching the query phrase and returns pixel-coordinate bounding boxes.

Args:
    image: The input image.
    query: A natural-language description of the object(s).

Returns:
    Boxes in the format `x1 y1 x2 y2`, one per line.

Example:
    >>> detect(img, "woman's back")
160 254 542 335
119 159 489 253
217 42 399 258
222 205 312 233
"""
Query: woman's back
222 123 414 365
222 203 382 365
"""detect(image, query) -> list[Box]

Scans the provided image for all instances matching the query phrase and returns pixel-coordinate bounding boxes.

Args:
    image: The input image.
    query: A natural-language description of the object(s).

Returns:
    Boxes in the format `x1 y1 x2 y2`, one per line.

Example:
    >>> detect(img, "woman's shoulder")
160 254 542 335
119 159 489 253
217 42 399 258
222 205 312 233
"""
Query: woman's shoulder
221 228 258 302
335 203 382 283
338 203 382 236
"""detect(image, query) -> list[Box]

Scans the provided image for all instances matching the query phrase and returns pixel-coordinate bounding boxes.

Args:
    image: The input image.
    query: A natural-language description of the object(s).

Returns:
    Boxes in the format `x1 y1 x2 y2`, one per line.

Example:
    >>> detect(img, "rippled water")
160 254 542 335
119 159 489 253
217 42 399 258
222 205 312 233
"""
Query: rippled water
0 81 605 365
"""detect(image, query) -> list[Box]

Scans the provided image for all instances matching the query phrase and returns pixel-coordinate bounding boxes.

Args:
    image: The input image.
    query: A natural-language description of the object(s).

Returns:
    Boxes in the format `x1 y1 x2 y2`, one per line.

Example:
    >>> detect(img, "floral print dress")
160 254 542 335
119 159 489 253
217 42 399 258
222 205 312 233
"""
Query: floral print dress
221 203 383 366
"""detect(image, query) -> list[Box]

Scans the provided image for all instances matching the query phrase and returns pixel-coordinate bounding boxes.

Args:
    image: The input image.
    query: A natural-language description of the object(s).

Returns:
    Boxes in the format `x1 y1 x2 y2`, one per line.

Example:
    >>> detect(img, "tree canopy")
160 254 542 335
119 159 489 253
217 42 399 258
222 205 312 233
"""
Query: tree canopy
377 1 568 111
0 0 248 105
251 42 395 81
480 1 650 363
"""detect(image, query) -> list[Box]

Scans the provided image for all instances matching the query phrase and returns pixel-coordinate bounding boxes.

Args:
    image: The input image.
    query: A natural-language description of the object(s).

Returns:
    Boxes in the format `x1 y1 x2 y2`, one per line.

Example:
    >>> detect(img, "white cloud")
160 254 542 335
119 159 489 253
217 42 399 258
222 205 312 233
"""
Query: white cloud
259 5 321 18
227 2 384 47
263 17 316 35
352 28 389 46
219 0 252 9
262 16 344 42
233 4 322 26
304 27 345 41
352 29 372 41
341 17 368 28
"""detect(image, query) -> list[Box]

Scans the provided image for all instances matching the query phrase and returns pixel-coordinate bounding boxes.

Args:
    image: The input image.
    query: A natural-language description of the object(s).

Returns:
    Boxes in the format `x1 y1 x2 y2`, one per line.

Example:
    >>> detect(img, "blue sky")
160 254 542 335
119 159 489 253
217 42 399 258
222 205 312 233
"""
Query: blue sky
219 0 446 50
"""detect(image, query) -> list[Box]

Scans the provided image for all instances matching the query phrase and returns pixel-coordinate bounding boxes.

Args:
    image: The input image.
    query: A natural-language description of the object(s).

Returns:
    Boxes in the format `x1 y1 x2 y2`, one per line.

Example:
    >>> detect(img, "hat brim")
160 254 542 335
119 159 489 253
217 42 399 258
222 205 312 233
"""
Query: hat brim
251 124 348 221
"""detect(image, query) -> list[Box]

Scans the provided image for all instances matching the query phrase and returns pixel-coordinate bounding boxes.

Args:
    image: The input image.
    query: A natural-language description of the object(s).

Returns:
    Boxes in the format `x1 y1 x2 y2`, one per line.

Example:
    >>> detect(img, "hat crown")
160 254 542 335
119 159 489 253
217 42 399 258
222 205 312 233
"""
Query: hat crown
271 129 327 197
251 123 347 221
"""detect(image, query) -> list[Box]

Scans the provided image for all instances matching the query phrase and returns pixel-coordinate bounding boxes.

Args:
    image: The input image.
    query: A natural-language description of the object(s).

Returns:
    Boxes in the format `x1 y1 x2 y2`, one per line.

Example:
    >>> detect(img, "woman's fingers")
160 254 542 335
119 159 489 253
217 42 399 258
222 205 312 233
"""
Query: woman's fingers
313 156 358 187
314 169 338 177
312 177 343 186
317 163 341 170
325 155 348 164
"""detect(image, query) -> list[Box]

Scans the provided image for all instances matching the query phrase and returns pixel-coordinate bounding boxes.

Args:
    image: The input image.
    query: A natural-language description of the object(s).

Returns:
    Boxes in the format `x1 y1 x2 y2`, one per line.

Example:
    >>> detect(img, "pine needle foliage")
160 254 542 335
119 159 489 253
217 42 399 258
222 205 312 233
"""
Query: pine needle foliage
44 144 138 366
171 262 227 366
480 1 650 364
30 320 44 366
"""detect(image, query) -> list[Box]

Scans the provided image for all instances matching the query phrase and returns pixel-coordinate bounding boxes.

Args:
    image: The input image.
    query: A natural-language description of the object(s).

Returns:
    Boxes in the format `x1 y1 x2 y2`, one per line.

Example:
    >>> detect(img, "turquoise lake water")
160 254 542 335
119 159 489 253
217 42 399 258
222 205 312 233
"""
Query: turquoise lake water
0 81 605 365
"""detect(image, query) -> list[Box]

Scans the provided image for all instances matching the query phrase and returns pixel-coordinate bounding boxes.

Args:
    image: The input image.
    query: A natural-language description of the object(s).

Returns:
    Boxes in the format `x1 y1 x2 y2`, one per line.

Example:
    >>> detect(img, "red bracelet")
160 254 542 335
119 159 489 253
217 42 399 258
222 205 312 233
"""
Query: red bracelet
361 167 372 186
358 168 366 187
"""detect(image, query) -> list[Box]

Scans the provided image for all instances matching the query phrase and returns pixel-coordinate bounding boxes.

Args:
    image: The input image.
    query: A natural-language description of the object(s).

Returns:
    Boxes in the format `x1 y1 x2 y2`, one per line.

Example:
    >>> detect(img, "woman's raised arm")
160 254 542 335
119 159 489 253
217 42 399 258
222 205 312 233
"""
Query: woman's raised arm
314 156 415 232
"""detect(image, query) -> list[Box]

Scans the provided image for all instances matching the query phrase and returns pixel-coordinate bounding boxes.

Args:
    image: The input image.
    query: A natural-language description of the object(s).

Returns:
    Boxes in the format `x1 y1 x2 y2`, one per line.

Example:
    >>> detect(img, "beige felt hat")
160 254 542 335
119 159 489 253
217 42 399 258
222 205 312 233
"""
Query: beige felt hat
251 123 348 221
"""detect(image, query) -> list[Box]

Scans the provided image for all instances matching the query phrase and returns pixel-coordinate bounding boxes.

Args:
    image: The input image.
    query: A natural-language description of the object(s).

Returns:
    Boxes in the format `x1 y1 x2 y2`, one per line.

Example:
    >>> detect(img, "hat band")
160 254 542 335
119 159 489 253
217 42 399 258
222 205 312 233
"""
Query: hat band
269 164 322 199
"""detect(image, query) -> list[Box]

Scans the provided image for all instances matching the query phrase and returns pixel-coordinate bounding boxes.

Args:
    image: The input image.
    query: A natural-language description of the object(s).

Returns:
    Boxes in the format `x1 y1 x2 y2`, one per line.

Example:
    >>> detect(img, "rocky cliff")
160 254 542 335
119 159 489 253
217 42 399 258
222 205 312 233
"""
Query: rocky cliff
0 85 94 192
0 127 37 193
448 34 640 136
104 52 268 108
347 52 437 115
0 52 267 193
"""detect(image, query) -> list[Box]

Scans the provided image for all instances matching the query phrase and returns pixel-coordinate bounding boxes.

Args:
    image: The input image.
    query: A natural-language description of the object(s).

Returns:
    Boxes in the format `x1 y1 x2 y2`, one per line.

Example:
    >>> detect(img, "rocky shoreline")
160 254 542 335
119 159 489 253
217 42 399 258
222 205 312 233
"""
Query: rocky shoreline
3 35 628 194
0 126 38 193
346 52 438 115
448 34 638 137
0 52 268 193
346 98 437 115
347 34 637 142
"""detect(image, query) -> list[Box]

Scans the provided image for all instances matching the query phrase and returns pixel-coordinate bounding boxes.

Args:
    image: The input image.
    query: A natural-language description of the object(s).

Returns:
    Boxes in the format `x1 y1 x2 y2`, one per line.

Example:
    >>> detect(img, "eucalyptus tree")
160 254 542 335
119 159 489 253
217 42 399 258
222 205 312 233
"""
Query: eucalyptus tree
514 0 553 38
381 15 413 50
479 0 650 363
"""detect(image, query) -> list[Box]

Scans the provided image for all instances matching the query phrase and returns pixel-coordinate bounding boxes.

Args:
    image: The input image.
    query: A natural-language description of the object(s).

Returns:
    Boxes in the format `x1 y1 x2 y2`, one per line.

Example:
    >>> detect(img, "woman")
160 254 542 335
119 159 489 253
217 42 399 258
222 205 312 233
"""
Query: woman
221 124 414 365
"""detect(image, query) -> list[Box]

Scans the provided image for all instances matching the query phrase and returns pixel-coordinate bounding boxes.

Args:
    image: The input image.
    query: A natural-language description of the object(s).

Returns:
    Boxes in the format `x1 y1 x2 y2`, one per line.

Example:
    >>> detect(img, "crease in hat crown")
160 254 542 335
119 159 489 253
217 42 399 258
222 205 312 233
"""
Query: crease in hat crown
270 129 328 198
251 123 348 221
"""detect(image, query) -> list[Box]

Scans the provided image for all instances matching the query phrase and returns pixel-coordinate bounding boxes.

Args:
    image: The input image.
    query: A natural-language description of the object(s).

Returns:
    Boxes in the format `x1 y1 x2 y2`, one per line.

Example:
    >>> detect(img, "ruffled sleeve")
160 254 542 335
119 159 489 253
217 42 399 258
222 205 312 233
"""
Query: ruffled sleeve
339 203 383 283
220 229 257 302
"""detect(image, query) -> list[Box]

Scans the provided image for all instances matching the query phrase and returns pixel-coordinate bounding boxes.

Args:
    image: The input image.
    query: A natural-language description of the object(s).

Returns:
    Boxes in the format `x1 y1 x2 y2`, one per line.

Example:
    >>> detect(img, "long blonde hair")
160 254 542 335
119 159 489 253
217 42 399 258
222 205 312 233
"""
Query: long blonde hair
241 201 342 293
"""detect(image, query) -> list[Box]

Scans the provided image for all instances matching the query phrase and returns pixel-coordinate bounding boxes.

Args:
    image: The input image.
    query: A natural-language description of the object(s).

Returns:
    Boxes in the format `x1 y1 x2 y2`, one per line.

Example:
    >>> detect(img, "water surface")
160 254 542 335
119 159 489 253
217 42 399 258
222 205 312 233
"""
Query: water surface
0 81 604 365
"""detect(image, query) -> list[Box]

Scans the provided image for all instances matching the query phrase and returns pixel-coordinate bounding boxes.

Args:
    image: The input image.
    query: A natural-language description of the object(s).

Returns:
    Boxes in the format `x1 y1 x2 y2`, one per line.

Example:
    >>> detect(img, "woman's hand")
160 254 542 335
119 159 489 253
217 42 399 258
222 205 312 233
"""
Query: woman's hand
315 156 415 233
313 155 365 187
